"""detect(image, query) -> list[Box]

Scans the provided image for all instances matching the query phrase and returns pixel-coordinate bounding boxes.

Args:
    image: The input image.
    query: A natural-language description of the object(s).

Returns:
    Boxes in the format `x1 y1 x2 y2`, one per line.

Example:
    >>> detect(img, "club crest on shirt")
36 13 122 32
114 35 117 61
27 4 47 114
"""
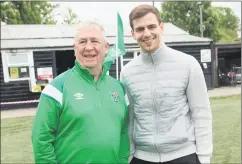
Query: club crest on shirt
110 92 120 103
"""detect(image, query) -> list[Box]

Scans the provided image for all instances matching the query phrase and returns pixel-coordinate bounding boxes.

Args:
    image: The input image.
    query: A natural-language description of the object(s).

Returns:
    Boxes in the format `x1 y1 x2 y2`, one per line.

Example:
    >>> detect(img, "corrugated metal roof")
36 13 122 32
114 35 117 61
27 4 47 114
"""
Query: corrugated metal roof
1 23 212 50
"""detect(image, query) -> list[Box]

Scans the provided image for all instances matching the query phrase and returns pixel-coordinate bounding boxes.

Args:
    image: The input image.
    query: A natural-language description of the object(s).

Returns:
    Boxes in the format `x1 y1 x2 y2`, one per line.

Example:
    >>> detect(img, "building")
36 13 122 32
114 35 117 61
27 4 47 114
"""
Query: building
1 23 214 109
215 42 241 86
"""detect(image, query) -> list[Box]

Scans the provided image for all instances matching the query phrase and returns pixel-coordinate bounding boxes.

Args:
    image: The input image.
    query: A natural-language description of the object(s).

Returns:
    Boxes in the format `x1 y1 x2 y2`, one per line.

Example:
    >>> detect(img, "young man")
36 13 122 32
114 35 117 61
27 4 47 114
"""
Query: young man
32 21 130 163
120 5 213 164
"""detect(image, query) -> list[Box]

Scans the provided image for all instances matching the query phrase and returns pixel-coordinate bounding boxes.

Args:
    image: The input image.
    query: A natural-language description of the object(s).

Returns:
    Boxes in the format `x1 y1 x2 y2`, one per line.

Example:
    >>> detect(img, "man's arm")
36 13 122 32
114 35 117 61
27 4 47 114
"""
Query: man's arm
120 72 135 163
186 57 213 164
118 102 130 164
126 91 135 163
32 86 62 163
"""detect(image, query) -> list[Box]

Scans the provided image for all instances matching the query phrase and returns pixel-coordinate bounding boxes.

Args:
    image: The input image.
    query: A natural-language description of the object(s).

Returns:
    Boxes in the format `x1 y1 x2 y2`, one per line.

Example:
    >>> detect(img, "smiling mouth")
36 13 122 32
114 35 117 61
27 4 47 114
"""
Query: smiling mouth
142 38 155 42
83 55 97 58
142 38 155 45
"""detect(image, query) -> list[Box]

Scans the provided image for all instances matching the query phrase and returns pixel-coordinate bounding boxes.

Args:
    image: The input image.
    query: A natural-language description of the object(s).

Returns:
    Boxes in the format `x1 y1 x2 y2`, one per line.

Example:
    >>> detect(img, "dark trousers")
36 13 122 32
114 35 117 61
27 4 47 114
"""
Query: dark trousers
130 153 201 164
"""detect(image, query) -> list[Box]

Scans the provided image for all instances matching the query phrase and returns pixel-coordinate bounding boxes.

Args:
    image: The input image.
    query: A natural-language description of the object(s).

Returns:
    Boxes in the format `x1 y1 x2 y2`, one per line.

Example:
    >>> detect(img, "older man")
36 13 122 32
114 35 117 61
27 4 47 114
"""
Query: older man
121 4 212 164
32 21 130 163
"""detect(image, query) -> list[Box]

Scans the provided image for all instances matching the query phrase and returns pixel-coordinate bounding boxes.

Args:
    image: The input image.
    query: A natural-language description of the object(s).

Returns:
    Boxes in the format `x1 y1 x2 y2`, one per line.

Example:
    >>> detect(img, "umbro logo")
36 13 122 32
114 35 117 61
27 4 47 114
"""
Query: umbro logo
74 93 84 100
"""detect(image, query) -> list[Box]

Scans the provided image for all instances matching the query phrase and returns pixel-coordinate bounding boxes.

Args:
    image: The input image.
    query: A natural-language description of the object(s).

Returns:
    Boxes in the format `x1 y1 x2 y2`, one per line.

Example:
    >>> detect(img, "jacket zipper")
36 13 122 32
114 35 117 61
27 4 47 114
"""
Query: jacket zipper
95 84 101 108
150 55 161 161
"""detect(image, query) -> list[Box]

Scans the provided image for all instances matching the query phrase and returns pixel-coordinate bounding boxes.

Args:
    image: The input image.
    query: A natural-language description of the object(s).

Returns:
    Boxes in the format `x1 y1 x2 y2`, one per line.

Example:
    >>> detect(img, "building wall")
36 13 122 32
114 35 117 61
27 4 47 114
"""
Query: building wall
0 51 54 109
169 44 213 89
109 59 121 79
0 43 214 109
34 51 55 77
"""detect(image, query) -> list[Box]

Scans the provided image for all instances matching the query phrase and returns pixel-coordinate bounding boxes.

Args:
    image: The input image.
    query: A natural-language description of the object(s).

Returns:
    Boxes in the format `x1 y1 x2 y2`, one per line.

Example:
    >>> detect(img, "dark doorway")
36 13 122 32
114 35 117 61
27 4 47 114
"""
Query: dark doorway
55 50 75 75
217 43 241 86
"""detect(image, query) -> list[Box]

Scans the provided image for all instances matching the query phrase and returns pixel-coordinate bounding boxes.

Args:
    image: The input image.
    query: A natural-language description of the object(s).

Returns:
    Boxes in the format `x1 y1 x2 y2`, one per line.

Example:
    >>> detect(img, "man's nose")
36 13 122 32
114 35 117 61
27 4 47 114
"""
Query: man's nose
143 28 151 37
85 41 94 51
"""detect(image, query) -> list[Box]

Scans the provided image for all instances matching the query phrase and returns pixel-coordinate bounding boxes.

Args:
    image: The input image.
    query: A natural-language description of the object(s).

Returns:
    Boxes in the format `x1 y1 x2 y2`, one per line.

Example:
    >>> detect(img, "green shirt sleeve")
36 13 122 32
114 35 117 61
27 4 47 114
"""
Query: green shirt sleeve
31 94 61 163
118 104 130 164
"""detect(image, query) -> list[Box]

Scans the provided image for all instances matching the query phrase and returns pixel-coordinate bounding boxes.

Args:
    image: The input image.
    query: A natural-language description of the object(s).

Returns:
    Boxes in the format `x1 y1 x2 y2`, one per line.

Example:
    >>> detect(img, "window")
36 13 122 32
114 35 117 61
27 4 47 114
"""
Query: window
123 52 134 59
1 50 34 82
7 52 29 65
120 51 139 69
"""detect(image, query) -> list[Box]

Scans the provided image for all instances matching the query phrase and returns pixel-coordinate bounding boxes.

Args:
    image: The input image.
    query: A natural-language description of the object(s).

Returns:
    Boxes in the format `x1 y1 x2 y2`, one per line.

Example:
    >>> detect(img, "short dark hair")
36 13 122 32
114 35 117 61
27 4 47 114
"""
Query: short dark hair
129 4 162 30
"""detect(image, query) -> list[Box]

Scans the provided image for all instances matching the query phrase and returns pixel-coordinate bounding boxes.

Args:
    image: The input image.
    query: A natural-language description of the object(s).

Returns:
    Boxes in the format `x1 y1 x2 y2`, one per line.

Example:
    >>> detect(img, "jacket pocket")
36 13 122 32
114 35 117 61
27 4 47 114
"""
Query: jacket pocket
157 115 189 153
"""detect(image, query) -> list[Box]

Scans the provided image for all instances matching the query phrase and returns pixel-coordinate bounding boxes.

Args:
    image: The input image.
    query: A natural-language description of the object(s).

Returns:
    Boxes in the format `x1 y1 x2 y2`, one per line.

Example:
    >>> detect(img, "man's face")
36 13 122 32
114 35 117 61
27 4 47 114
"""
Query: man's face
74 26 109 69
131 13 164 53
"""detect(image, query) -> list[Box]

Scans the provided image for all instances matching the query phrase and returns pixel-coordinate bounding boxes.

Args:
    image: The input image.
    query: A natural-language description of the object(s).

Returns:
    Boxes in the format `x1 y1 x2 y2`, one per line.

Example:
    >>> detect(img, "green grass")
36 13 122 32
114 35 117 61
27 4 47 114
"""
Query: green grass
1 116 34 163
210 95 241 164
1 95 241 163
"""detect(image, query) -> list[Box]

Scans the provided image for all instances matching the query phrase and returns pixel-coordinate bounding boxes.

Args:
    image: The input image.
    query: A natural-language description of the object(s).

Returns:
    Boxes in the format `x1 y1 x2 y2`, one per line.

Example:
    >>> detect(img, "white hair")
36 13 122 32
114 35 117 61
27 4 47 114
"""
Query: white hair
74 20 108 43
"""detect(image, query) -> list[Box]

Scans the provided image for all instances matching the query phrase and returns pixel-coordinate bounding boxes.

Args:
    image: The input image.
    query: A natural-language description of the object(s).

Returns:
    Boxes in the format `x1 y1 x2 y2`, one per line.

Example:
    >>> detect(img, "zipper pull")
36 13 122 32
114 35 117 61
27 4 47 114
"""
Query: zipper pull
96 85 99 91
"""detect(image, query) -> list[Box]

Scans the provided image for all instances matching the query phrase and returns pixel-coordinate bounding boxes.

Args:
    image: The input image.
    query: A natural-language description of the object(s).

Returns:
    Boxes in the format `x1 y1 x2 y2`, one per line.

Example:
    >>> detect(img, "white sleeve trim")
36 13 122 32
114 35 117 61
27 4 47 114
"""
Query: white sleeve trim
198 155 211 164
125 94 130 106
42 84 63 106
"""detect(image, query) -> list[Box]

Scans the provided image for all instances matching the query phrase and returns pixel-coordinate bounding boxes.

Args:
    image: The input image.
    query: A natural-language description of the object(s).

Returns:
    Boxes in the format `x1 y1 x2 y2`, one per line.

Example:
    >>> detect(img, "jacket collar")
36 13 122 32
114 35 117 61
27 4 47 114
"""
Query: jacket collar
140 42 167 65
74 60 108 84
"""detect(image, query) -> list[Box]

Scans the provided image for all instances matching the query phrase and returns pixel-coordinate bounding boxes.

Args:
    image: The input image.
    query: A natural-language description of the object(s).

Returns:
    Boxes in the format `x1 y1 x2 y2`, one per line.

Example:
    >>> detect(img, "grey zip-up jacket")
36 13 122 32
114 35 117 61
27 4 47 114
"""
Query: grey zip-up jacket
120 44 213 164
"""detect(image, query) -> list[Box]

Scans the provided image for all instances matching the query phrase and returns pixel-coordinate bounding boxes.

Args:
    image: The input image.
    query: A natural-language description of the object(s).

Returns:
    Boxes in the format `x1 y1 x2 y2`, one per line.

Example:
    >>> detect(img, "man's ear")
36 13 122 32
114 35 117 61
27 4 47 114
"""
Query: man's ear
105 42 109 49
159 22 164 33
105 42 110 54
73 44 77 57
131 29 136 40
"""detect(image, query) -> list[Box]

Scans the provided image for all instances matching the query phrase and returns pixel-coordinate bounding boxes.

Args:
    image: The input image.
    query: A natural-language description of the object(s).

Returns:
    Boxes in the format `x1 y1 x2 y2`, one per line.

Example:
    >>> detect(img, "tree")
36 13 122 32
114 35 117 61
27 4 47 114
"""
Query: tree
213 7 240 42
62 7 80 24
0 1 58 24
160 1 240 42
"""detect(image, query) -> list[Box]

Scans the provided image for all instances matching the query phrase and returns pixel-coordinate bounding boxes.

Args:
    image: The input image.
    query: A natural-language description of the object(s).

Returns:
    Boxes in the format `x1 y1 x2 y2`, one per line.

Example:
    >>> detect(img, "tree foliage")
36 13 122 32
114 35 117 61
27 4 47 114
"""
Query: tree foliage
0 1 58 24
62 7 80 24
213 7 240 42
161 1 240 42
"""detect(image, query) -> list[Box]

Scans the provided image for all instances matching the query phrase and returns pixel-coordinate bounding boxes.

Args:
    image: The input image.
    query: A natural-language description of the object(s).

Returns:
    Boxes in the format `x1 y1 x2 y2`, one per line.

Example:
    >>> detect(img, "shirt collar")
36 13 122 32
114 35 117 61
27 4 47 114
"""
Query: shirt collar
140 42 167 65
74 60 108 84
